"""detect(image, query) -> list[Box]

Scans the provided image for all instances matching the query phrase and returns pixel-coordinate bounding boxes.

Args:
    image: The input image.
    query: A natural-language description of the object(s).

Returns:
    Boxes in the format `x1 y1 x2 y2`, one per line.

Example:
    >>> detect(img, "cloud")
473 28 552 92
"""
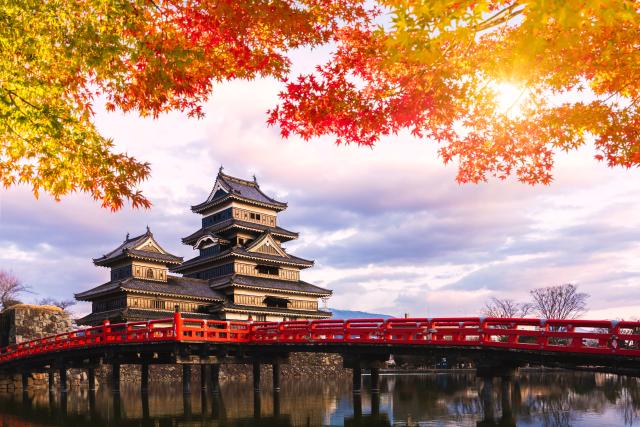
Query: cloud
2 72 640 320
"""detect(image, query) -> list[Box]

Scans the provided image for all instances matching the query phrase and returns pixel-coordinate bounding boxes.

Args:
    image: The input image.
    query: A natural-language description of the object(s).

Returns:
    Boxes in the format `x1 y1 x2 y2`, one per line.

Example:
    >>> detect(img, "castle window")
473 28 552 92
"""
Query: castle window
264 296 289 308
249 212 261 221
256 265 279 276
146 268 154 279
152 300 165 310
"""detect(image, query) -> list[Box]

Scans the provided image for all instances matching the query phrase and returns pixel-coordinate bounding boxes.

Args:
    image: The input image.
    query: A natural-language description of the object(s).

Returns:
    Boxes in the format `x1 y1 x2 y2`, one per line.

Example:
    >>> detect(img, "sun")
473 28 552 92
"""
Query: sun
491 82 528 118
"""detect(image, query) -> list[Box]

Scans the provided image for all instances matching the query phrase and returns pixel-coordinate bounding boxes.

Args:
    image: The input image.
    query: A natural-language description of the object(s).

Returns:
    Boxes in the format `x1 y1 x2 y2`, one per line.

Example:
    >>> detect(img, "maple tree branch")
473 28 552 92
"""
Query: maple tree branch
475 2 522 32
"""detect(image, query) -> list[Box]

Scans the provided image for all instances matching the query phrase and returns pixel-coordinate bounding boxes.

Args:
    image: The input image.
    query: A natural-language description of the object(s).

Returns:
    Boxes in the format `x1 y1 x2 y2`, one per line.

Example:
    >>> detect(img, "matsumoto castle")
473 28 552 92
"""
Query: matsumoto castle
75 168 332 325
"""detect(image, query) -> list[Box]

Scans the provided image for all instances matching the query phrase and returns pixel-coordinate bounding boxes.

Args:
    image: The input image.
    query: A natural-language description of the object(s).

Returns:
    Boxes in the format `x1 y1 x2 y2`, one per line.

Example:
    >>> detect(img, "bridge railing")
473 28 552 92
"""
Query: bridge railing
248 317 640 356
1 315 639 364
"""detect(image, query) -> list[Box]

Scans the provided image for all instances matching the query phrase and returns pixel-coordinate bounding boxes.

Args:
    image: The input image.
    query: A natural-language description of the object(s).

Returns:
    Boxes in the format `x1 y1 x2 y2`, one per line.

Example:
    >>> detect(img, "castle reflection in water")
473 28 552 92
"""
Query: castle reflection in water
1 372 639 426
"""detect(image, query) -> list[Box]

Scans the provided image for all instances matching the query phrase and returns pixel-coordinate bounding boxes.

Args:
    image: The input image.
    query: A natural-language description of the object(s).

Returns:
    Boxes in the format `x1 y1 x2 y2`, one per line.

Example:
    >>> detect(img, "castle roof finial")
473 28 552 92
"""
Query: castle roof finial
253 174 257 184
146 225 151 235
219 165 224 174
125 232 130 241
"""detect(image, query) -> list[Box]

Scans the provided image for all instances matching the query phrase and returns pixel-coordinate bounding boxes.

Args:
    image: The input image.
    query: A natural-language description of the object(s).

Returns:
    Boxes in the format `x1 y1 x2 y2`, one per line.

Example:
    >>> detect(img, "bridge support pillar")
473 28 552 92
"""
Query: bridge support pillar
112 363 120 393
21 370 29 391
370 367 380 393
353 391 362 417
88 366 96 391
272 362 281 392
500 376 516 426
479 377 495 423
183 390 192 417
211 364 220 394
59 365 68 393
141 363 149 393
352 364 362 394
200 364 209 390
253 389 262 418
253 362 261 392
113 391 122 421
273 389 281 417
183 364 192 394
48 367 55 391
372 391 380 415
141 390 150 420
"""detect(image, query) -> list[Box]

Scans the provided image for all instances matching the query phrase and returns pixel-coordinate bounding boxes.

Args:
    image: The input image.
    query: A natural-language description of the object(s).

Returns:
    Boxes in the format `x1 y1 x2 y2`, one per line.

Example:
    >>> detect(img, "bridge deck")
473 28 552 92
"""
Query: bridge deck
0 313 638 369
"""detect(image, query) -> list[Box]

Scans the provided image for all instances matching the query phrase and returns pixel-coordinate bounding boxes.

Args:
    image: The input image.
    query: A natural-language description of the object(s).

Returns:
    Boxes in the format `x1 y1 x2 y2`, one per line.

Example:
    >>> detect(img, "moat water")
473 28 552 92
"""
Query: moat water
1 372 639 426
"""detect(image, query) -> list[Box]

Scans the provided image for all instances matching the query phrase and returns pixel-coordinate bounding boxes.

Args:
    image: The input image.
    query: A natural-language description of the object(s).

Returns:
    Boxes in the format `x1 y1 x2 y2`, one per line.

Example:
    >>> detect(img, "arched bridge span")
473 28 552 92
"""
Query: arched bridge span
1 313 639 393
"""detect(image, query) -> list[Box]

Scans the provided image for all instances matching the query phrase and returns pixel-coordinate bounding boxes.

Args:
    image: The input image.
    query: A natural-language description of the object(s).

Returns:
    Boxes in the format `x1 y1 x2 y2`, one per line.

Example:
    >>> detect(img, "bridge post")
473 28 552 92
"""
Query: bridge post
183 364 192 394
201 364 209 390
272 361 281 392
89 386 97 418
59 364 68 393
211 364 220 394
141 362 149 393
253 389 262 419
353 391 362 417
88 366 96 391
113 391 122 422
112 363 120 393
479 376 495 423
183 390 193 418
141 390 150 420
370 367 380 393
21 370 29 391
60 390 68 416
253 361 261 392
372 391 380 416
48 367 55 391
500 376 516 427
273 388 281 417
352 364 362 394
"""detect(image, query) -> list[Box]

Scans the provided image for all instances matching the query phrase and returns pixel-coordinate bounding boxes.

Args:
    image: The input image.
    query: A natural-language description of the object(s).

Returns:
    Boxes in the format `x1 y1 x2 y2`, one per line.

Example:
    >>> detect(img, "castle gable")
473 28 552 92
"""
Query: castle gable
246 233 288 258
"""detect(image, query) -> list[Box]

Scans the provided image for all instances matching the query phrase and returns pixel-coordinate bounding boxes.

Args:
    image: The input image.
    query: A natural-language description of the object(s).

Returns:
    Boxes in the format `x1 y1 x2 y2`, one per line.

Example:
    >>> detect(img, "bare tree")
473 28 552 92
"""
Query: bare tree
482 297 532 318
37 297 76 310
530 283 588 320
0 270 30 309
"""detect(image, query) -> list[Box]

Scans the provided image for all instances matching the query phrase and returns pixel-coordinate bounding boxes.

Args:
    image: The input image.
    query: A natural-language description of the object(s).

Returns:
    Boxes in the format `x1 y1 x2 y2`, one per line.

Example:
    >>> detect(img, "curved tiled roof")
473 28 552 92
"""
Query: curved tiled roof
192 169 287 213
181 219 298 245
209 274 332 296
220 304 331 318
75 276 225 301
93 228 182 267
173 246 313 273
76 307 212 325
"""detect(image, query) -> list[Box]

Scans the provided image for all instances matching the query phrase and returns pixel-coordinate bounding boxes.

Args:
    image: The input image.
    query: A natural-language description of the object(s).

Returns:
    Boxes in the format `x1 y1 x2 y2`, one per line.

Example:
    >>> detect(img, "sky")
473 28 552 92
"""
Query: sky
1 50 640 320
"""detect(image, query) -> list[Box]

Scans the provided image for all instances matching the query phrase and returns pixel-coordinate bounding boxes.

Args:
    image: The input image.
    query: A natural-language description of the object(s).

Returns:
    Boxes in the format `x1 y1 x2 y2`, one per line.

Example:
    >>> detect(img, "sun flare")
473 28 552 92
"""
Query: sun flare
492 82 528 118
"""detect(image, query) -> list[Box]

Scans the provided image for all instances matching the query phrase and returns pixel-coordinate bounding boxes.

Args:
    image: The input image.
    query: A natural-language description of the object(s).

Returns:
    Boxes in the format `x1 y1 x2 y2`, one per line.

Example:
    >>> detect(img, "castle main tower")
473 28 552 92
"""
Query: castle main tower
172 168 332 321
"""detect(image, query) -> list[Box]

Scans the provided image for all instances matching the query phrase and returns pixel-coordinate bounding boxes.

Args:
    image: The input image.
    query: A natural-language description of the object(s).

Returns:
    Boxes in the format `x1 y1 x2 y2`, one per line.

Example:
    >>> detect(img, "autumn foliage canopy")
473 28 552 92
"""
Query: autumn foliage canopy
1 1 639 209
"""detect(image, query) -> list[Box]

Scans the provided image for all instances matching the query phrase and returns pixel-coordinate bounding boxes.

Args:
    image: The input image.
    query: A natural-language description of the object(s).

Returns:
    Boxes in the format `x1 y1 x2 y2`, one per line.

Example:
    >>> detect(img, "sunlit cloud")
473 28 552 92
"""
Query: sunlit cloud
2 66 640 320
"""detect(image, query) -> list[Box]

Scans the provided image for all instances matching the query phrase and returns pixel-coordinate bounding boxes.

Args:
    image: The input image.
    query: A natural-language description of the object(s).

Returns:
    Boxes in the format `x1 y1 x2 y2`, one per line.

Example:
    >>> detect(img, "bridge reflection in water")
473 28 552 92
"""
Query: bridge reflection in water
1 372 640 426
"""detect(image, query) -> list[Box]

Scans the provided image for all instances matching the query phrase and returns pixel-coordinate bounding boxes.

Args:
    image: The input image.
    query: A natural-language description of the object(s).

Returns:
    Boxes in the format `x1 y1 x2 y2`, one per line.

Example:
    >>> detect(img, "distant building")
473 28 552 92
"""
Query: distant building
75 168 332 325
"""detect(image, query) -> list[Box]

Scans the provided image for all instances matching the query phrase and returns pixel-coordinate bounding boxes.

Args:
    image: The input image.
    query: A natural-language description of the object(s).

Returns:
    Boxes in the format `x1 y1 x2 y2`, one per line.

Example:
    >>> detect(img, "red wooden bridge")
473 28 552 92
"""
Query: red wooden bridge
2 312 639 394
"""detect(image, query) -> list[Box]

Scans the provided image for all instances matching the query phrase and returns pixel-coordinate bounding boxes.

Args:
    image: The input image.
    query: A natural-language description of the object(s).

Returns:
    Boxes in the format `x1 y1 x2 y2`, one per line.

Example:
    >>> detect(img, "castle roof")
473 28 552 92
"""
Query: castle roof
219 304 332 319
192 168 287 213
209 274 332 296
172 245 314 273
76 307 213 325
182 219 298 245
93 228 183 267
75 276 225 301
